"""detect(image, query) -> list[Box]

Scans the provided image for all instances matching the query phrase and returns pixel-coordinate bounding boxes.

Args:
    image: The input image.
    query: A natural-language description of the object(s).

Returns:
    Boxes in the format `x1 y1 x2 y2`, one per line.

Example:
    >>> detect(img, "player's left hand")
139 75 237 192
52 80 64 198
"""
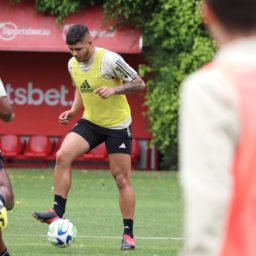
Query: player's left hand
94 86 115 99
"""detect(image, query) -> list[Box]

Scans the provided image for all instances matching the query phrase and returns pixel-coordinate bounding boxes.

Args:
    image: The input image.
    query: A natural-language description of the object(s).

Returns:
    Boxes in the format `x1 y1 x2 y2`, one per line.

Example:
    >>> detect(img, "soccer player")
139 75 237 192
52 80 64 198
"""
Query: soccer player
0 78 15 256
179 0 256 255
32 24 145 250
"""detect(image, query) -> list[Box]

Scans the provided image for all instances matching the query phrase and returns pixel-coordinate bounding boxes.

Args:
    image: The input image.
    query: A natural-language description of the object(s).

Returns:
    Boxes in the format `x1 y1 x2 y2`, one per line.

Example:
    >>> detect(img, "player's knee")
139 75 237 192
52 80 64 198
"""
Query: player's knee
6 191 14 210
113 172 130 189
7 199 14 210
56 149 71 166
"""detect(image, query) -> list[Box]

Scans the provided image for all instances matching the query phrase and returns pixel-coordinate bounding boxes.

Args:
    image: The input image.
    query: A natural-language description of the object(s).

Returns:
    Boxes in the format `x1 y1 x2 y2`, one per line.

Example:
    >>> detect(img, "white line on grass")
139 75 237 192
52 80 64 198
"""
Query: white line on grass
9 234 184 240
79 235 184 241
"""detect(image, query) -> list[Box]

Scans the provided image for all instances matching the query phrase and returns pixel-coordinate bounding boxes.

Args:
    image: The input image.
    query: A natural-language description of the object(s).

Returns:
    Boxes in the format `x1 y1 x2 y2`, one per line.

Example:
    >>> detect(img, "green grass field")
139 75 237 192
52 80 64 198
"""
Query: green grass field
5 169 183 255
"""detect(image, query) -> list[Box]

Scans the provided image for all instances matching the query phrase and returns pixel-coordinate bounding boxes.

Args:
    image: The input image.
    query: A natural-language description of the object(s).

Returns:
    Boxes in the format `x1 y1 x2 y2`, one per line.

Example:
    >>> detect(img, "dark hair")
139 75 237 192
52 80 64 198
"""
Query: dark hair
206 0 256 31
66 24 89 45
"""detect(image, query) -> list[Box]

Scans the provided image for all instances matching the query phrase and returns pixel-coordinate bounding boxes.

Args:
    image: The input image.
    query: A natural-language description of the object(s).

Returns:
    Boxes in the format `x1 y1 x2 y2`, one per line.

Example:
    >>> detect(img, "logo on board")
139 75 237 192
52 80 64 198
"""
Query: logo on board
0 21 50 41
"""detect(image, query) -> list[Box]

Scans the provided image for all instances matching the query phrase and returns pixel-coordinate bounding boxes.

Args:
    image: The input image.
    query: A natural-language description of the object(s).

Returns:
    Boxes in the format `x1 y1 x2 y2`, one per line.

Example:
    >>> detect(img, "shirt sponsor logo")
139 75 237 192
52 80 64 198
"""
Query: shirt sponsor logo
80 80 94 93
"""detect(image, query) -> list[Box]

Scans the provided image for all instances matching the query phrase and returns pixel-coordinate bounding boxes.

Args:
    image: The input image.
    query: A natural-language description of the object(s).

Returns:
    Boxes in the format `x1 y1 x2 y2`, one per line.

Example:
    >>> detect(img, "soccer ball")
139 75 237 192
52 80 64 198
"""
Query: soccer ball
47 219 77 248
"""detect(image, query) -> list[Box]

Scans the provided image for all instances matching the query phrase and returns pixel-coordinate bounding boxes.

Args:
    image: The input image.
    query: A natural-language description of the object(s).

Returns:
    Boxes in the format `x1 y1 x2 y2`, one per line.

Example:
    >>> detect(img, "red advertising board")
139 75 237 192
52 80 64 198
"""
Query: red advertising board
0 1 142 53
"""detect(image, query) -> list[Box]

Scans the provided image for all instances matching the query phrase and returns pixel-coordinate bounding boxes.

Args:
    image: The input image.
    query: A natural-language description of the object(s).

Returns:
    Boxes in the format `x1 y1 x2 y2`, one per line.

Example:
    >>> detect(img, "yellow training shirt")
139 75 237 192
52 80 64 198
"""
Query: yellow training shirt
71 48 131 128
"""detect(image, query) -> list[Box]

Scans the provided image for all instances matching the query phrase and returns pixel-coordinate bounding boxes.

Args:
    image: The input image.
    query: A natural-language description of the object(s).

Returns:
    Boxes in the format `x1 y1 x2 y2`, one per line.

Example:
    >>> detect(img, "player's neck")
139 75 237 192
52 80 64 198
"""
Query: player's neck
84 46 95 63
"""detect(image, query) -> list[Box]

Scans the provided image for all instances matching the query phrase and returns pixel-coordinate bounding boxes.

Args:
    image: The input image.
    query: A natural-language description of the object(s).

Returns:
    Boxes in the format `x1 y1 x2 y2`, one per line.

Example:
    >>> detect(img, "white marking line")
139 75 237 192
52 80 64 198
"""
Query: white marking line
79 236 184 241
9 234 184 240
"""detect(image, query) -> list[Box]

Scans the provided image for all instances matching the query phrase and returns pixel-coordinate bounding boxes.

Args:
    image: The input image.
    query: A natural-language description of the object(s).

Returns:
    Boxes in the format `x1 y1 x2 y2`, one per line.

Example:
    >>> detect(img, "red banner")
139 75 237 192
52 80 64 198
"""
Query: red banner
0 1 142 53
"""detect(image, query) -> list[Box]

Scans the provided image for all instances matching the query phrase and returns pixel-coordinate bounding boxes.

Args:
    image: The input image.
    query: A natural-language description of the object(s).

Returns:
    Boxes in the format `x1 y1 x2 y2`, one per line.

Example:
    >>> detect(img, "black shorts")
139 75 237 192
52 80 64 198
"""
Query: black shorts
70 118 132 154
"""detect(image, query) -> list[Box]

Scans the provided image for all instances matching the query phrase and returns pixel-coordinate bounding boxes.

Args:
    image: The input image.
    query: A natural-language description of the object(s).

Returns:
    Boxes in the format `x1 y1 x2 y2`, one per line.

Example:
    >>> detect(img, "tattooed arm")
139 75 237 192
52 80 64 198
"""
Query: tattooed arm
114 75 145 94
94 75 145 99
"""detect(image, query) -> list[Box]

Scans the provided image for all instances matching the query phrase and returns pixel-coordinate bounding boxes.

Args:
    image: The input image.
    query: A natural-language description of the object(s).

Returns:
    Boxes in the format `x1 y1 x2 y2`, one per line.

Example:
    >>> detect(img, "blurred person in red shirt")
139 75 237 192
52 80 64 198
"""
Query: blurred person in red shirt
179 0 256 255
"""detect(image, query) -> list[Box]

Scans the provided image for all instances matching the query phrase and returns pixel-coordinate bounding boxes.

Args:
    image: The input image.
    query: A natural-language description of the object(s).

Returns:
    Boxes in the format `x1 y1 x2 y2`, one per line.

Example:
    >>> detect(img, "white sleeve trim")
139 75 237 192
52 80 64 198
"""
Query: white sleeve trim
68 57 75 75
101 50 137 82
68 58 76 87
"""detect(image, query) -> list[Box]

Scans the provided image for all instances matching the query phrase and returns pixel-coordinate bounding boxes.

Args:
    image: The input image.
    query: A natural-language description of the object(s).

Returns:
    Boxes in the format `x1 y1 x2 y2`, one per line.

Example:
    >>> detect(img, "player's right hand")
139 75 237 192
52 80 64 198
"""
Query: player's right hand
58 110 74 125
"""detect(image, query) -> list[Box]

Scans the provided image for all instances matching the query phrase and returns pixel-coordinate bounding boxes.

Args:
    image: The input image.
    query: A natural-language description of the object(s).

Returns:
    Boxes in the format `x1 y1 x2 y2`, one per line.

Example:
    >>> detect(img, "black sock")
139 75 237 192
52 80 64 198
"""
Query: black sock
0 195 6 207
123 219 134 238
0 249 10 256
53 194 66 218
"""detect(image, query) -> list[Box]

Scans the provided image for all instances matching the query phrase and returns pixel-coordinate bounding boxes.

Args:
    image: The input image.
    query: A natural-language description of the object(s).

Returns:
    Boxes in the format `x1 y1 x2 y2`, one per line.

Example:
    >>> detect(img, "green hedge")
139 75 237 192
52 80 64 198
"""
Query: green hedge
105 0 215 169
